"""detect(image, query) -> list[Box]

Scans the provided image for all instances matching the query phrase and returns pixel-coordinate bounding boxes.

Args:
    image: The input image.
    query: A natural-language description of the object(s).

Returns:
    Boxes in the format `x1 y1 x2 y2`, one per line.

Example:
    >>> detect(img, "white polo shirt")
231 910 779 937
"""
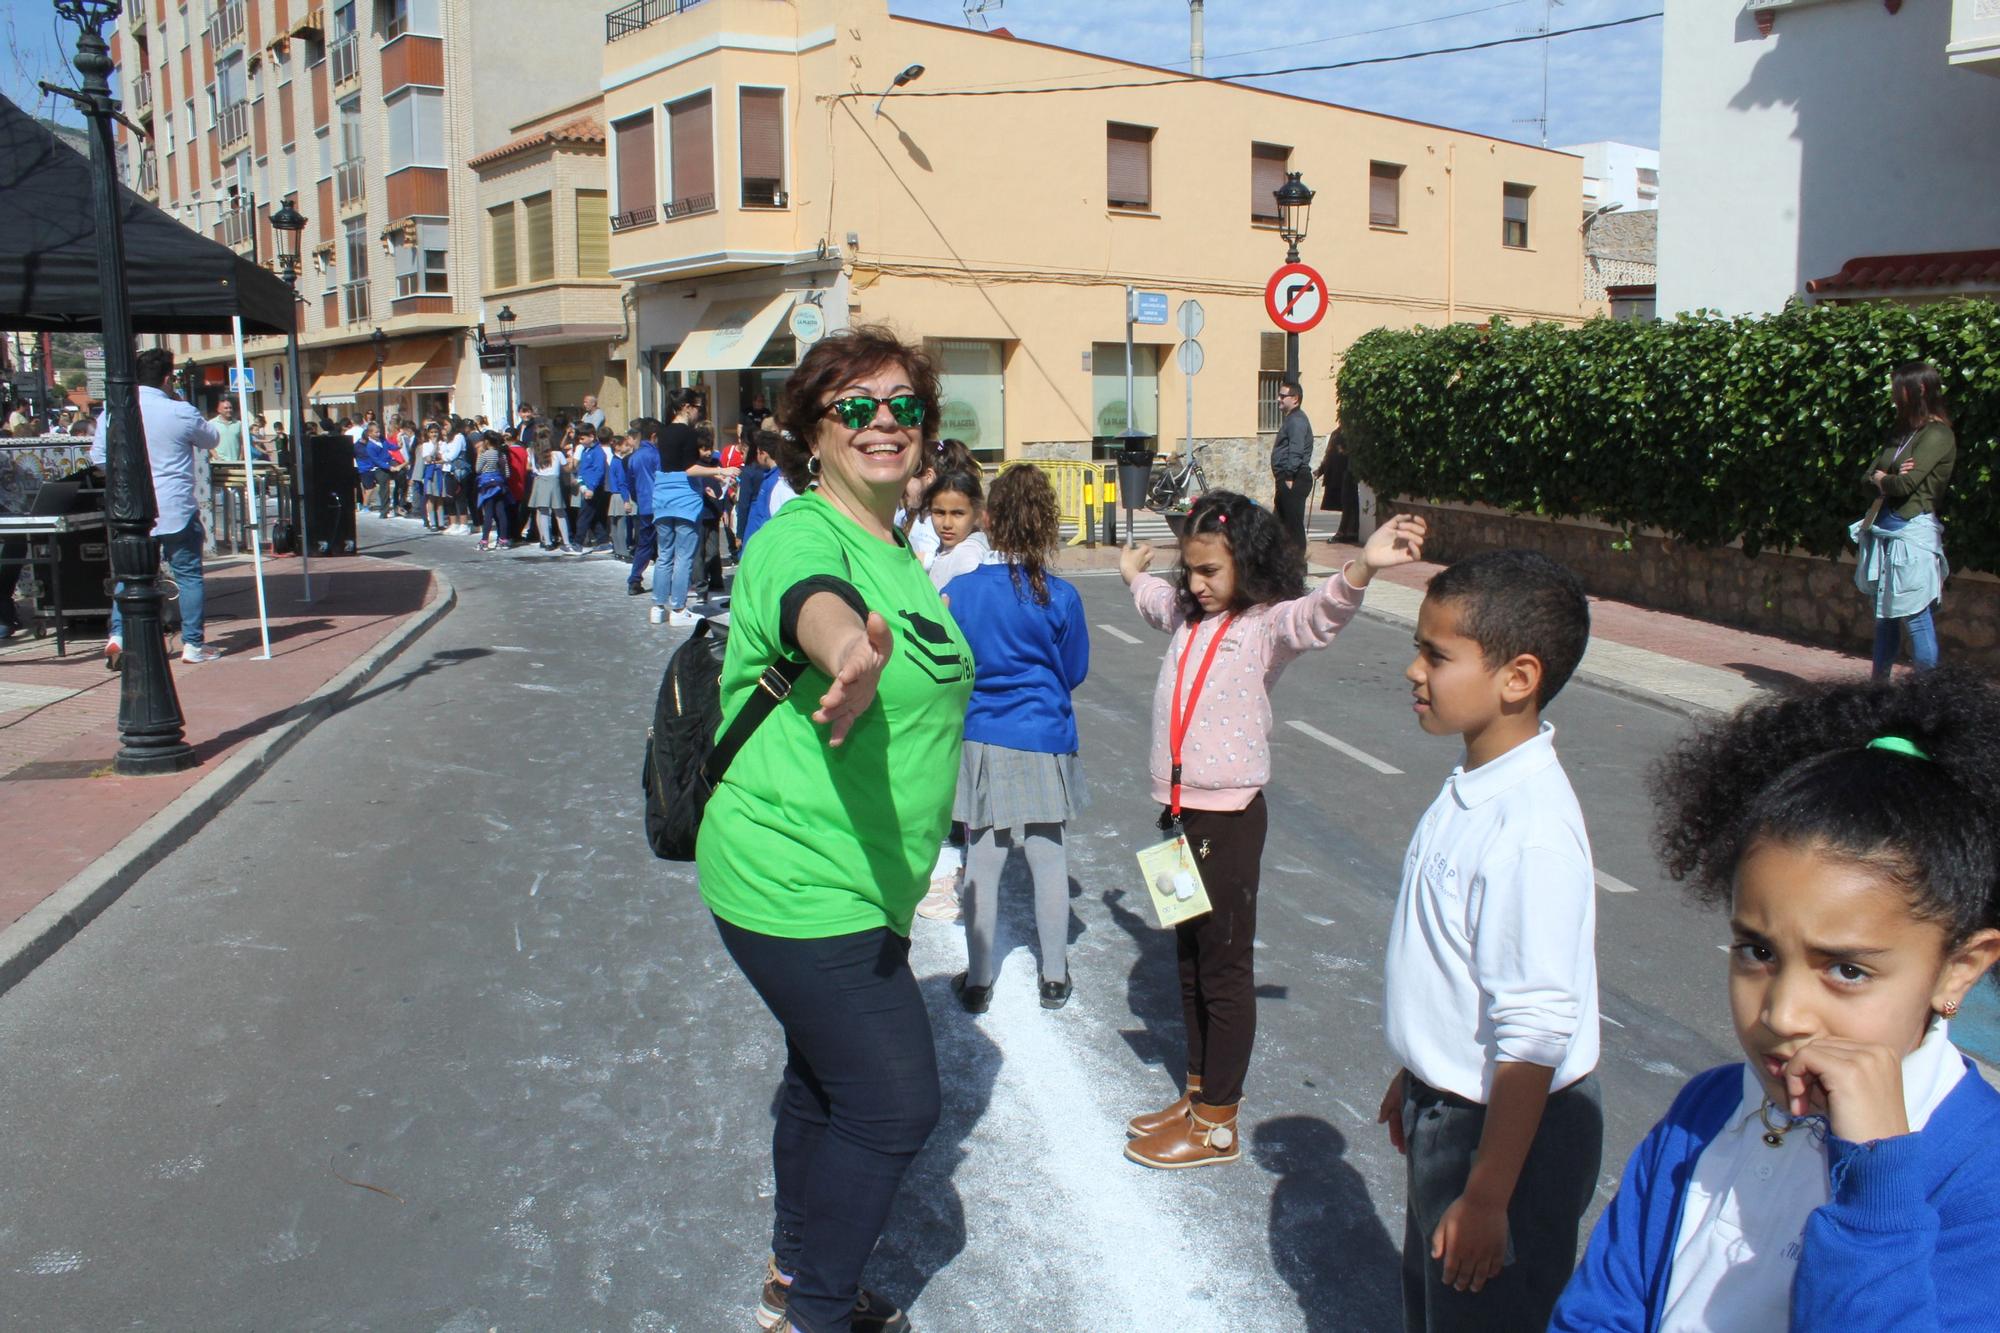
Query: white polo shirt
1658 1021 1966 1331
1385 722 1600 1102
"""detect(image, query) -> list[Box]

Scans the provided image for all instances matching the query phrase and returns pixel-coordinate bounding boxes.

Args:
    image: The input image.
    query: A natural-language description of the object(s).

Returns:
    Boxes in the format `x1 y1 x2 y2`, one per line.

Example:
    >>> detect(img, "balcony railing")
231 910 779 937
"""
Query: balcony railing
330 34 361 88
208 0 247 50
342 279 371 325
606 0 711 43
220 205 255 250
663 192 716 219
610 205 656 232
136 156 158 196
335 157 367 208
131 70 153 115
217 98 251 149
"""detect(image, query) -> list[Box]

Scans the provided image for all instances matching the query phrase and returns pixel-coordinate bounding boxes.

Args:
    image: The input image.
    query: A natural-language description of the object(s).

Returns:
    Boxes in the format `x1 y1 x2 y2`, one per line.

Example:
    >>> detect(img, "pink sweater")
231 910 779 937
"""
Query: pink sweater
1132 570 1367 811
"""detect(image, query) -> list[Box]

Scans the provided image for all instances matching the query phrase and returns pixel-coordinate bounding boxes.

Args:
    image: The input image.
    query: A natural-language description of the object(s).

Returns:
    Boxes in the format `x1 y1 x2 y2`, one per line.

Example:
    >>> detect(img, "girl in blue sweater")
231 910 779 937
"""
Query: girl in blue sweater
944 465 1090 1013
1553 668 2000 1332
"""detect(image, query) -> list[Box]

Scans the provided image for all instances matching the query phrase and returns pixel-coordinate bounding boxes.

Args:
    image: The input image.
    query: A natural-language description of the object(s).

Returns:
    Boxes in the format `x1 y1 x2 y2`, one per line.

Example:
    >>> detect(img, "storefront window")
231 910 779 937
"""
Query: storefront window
934 339 1006 461
1091 341 1160 447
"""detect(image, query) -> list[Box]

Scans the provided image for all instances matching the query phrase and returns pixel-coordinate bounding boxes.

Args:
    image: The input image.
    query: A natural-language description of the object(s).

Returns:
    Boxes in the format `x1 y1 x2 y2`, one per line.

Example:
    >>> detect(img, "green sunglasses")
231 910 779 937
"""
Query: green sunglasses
822 393 926 431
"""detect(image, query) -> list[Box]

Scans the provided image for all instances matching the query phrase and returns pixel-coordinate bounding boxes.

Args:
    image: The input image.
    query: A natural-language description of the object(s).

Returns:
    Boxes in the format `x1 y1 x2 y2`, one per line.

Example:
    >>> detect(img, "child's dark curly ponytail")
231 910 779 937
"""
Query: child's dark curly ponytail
1651 668 2000 959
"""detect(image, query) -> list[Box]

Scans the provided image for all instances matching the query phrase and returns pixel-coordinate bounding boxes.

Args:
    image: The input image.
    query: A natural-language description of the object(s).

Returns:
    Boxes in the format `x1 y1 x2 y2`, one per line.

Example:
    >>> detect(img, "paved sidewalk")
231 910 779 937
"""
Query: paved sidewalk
0 553 452 991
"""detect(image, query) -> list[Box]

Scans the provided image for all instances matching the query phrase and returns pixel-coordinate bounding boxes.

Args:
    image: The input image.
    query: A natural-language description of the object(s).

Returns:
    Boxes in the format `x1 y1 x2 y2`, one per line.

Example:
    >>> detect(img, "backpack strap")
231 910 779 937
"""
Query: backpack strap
701 655 811 789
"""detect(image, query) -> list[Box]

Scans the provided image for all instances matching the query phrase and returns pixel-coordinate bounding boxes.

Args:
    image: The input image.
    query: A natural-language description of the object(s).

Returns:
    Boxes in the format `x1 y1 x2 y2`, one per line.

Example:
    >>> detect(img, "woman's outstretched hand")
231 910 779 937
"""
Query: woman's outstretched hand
1347 514 1428 587
814 611 895 746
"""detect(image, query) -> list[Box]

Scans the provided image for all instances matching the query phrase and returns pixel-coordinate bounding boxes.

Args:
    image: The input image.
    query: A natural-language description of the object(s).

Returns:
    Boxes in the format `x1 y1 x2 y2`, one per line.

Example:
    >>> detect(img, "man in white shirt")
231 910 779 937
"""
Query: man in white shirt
579 394 606 433
90 347 224 665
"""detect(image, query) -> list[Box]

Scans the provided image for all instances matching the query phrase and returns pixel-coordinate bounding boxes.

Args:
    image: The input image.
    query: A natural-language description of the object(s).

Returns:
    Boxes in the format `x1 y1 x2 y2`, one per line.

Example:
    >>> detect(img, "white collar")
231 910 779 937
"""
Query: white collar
1448 721 1560 810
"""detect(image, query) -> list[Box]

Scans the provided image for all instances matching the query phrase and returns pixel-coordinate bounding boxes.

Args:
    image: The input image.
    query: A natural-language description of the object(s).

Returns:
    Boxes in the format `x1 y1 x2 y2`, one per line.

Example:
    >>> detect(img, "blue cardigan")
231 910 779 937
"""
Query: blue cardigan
1552 1059 2000 1332
940 563 1089 753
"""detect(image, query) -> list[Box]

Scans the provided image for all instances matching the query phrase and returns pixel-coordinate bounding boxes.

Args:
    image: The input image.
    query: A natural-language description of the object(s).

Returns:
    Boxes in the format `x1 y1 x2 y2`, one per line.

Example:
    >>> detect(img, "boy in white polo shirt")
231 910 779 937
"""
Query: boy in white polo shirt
1378 549 1601 1333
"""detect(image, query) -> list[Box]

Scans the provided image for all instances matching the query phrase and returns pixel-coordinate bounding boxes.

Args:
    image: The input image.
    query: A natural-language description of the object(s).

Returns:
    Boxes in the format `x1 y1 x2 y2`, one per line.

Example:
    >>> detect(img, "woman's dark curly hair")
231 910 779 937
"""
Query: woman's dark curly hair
1174 490 1305 620
984 464 1061 604
1651 667 2000 971
773 325 942 490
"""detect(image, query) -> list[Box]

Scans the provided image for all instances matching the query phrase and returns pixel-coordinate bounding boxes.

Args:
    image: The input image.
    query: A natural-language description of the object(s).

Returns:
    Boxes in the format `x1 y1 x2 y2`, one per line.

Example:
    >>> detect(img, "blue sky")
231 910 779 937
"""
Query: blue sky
886 0 1662 150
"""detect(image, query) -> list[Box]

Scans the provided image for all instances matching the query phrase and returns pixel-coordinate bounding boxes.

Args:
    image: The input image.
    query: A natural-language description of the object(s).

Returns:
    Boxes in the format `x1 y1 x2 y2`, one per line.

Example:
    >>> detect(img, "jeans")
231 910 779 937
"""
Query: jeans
479 495 507 543
1400 1072 1603 1333
626 512 656 590
1174 793 1268 1107
1866 510 1941 678
652 513 699 609
111 518 205 648
714 918 940 1333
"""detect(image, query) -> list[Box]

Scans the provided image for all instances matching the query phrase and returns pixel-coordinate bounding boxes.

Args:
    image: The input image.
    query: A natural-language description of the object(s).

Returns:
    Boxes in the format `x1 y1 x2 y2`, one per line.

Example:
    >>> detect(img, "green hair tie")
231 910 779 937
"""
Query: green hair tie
1868 736 1930 761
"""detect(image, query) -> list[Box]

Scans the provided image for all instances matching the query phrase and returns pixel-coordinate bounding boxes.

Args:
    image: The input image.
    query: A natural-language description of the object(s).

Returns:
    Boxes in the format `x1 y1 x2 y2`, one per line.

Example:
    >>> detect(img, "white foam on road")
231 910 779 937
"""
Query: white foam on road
1283 720 1403 775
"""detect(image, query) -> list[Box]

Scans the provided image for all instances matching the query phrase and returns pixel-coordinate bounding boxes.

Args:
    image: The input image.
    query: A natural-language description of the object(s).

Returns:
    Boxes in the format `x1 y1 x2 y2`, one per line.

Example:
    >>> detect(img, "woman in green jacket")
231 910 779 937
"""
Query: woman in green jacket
1856 360 1955 679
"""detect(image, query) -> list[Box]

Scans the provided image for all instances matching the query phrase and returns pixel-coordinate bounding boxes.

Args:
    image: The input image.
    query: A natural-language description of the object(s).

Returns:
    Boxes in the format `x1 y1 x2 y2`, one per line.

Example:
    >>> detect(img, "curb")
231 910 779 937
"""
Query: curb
0 565 458 999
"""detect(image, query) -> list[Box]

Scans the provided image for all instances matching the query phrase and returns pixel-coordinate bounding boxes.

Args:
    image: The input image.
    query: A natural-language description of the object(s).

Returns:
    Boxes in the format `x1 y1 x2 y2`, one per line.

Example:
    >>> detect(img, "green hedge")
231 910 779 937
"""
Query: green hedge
1338 299 2000 571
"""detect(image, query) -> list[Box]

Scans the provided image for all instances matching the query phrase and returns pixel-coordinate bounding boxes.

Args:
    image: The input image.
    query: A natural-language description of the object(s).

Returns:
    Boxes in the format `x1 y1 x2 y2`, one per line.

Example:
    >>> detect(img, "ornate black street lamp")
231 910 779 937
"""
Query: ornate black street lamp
268 194 313 596
496 304 517 425
180 356 199 406
50 0 194 773
1273 170 1315 381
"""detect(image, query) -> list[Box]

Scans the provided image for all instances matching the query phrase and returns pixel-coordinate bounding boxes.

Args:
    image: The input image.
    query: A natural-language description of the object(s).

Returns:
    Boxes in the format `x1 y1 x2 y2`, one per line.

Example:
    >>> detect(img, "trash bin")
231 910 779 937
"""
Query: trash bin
1115 437 1156 520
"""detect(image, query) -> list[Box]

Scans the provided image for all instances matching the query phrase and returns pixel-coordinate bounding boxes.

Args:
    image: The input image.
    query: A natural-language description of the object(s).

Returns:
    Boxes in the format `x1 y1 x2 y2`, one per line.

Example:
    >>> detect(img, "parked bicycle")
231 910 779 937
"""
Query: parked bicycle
1146 442 1211 512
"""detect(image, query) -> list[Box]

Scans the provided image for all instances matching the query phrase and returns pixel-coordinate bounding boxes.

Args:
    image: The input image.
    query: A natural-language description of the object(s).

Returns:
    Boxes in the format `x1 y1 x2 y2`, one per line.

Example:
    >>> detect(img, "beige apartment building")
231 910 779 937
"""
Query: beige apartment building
111 0 605 429
600 0 1590 477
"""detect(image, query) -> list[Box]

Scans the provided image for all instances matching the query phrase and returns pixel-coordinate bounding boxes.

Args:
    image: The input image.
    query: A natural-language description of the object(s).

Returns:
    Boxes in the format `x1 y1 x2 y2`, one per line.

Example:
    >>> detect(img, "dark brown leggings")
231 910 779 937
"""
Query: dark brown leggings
1173 793 1268 1107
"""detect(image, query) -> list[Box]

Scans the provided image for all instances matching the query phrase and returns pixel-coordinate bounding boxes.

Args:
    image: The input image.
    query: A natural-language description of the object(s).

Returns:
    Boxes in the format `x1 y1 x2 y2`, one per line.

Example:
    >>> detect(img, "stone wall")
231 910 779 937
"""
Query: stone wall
1382 498 2000 673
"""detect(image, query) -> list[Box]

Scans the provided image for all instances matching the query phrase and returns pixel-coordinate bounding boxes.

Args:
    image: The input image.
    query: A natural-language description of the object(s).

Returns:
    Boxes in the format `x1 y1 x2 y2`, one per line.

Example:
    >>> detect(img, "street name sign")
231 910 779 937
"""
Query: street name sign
1264 262 1328 334
1130 290 1170 325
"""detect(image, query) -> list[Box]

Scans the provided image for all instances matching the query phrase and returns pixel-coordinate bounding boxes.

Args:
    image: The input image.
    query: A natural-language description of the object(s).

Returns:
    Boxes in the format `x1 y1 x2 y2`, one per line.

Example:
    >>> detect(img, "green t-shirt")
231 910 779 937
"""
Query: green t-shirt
211 419 244 462
696 491 975 938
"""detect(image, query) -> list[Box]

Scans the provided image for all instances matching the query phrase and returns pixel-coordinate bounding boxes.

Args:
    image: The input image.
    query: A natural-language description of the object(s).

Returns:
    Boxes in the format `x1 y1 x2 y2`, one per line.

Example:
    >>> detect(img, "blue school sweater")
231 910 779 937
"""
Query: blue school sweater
606 453 631 499
629 440 660 516
940 563 1089 754
1551 1059 2000 1332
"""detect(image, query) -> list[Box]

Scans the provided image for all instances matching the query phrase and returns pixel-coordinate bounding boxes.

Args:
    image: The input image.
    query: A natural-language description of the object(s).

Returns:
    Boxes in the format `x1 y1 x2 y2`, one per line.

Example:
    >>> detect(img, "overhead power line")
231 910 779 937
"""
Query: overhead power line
839 11 1662 102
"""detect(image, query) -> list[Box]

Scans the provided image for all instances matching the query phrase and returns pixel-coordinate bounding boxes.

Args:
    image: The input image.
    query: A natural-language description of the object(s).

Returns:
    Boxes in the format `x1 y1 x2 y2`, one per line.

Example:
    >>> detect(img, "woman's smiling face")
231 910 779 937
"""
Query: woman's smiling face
813 364 925 511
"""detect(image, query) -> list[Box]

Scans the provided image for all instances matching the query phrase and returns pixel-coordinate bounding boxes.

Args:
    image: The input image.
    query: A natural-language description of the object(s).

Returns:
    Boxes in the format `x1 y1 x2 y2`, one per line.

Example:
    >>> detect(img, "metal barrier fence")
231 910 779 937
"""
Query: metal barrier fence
982 459 1123 547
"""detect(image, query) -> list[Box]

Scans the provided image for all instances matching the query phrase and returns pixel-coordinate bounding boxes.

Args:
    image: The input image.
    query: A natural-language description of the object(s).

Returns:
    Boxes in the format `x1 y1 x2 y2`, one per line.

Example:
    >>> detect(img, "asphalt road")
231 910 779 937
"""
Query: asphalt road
0 520 1746 1332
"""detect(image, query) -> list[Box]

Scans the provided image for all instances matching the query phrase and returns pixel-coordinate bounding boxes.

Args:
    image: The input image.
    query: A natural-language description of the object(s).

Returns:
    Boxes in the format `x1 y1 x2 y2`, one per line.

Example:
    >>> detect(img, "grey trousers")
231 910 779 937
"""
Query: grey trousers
1400 1071 1602 1333
961 823 1069 988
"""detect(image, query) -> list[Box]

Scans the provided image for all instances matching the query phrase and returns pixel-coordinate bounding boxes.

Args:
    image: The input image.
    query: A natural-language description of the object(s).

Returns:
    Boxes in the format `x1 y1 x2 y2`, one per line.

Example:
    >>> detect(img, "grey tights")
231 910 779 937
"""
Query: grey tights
962 823 1070 988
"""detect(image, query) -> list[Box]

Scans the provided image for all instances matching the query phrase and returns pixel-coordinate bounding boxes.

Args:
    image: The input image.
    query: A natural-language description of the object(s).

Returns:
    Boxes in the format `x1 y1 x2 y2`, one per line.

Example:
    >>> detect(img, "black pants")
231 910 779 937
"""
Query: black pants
694 516 724 595
574 489 609 546
626 513 656 590
1173 793 1268 1107
1321 453 1361 539
1273 467 1311 547
1400 1072 1603 1333
714 918 940 1333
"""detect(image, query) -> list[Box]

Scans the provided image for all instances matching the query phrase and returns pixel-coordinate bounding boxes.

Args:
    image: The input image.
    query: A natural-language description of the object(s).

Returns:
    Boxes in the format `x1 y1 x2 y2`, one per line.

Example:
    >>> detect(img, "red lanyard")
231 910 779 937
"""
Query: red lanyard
1168 613 1236 821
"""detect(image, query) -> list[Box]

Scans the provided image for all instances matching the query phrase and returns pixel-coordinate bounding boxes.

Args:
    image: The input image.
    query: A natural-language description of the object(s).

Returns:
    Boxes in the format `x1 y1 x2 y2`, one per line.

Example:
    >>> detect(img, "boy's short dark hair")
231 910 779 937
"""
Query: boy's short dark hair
1426 549 1590 707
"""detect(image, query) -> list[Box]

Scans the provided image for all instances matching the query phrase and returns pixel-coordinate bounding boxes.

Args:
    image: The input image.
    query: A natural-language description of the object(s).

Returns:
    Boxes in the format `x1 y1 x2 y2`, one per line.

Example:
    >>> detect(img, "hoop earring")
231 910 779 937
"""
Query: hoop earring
1940 998 1961 1019
806 454 821 477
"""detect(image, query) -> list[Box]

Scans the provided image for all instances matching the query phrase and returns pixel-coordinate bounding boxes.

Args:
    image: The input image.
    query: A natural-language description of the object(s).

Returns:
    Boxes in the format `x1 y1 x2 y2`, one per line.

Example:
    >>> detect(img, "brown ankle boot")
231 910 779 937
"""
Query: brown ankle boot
1124 1100 1241 1169
1125 1076 1202 1139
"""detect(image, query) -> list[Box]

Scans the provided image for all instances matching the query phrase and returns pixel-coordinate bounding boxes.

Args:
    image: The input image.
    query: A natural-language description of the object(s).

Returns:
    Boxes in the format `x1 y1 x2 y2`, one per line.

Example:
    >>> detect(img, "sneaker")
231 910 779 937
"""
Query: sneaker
668 607 700 628
648 605 666 625
104 635 123 671
915 871 961 922
563 544 584 555
626 583 647 597
755 1257 908 1333
181 643 223 664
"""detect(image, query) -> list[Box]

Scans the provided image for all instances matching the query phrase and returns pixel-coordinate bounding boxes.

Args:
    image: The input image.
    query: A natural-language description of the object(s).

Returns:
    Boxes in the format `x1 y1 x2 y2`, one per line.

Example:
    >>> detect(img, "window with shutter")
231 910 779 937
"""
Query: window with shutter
575 189 609 277
1502 182 1532 248
739 87 786 208
524 192 554 282
489 203 516 288
1369 161 1403 228
1106 122 1153 212
667 91 715 217
612 112 655 229
1250 142 1288 223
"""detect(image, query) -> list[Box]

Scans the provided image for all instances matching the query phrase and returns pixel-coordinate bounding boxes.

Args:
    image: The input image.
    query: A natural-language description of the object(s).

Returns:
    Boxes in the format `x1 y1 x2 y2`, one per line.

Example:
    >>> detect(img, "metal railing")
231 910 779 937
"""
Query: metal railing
220 205 255 250
663 192 716 219
208 0 247 50
330 34 361 88
136 155 158 195
342 279 371 325
131 70 153 114
610 205 656 232
335 157 367 208
217 98 251 149
606 0 711 43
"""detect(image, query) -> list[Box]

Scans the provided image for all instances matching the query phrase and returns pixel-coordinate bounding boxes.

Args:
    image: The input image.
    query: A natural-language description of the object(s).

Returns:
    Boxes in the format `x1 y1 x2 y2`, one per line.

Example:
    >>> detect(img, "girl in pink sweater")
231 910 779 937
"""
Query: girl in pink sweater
1119 492 1426 1169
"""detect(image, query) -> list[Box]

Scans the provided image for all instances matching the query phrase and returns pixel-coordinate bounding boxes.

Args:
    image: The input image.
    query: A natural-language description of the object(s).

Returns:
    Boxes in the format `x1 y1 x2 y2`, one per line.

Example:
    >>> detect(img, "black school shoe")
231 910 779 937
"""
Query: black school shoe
951 972 991 1014
756 1257 910 1332
1039 976 1073 1010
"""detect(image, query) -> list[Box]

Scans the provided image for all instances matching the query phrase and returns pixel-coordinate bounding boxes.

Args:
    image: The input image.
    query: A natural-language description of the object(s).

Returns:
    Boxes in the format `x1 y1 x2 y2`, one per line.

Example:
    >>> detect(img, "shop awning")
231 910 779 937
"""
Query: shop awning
379 336 452 391
665 293 796 374
305 344 382 404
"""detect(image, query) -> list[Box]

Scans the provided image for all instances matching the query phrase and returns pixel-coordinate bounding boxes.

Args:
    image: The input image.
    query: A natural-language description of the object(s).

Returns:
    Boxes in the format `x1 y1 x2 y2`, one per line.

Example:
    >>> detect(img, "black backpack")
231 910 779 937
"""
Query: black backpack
641 618 809 860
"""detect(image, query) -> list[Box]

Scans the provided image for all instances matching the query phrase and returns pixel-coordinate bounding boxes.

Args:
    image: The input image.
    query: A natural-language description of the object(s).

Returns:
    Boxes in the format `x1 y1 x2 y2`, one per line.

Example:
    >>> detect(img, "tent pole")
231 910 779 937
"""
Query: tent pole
230 317 272 659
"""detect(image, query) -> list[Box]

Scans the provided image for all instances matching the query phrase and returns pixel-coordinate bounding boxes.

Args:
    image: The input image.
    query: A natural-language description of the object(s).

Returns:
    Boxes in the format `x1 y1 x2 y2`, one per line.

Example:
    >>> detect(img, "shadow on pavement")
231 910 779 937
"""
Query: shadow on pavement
1255 1115 1402 1331
1102 886 1188 1074
336 646 494 711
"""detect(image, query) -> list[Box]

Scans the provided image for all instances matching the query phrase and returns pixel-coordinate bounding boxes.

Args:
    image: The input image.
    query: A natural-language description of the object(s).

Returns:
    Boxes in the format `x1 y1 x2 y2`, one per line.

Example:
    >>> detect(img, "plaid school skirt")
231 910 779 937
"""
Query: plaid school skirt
952 740 1089 833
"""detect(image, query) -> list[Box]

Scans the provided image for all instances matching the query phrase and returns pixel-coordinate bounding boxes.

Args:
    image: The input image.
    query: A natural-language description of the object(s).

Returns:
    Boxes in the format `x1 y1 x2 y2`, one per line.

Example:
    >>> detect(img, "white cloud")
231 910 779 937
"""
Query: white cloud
888 0 1661 149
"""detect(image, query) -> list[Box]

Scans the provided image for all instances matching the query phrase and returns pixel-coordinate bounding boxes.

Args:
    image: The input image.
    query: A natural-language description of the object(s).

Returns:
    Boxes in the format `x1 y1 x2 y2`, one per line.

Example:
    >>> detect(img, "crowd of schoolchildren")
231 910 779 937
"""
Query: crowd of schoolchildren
733 402 2000 1330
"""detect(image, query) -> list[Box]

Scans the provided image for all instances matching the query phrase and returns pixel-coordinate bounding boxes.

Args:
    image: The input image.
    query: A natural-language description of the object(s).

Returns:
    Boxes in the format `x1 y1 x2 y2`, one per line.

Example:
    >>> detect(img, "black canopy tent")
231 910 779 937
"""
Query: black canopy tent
0 93 293 336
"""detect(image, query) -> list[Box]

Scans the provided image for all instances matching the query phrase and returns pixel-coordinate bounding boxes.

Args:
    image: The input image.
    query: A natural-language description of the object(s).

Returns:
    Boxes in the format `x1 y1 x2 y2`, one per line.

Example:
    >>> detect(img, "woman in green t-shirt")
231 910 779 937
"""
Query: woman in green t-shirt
696 326 974 1333
1857 360 1956 679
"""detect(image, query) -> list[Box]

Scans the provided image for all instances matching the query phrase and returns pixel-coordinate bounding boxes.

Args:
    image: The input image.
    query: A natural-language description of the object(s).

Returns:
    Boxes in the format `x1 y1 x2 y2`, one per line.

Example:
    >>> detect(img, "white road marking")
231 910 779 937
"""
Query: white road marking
1595 870 1640 895
1096 623 1143 645
1602 1015 1627 1029
1283 720 1403 775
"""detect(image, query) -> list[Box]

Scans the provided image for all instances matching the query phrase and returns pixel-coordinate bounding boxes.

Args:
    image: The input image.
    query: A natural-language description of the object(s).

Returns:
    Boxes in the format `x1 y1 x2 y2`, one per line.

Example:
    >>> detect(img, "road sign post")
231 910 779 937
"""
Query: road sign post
1175 298 1205 467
